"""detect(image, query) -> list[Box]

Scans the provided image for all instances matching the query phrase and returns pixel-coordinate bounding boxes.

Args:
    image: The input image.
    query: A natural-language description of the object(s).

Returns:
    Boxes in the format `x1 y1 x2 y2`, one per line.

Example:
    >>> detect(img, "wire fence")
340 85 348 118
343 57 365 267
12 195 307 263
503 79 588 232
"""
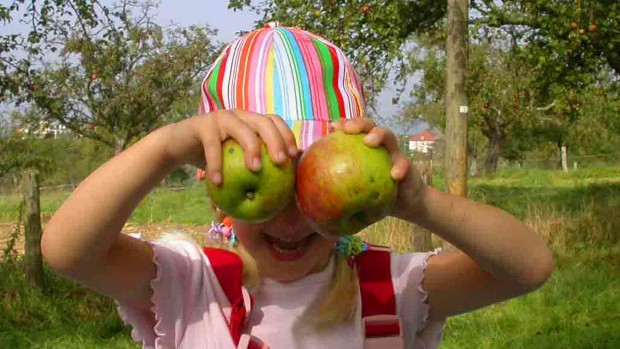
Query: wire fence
1 152 618 195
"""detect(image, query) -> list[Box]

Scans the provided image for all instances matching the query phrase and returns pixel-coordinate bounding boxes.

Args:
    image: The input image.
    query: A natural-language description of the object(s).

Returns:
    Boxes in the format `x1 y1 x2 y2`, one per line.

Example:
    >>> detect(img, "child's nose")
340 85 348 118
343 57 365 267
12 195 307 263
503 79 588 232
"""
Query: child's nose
269 198 315 239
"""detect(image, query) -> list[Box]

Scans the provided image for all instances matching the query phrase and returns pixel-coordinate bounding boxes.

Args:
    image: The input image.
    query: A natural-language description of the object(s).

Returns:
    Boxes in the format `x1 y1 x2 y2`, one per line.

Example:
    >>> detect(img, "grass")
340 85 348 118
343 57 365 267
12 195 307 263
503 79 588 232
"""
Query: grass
441 246 620 349
0 184 214 225
1 166 619 348
0 263 137 349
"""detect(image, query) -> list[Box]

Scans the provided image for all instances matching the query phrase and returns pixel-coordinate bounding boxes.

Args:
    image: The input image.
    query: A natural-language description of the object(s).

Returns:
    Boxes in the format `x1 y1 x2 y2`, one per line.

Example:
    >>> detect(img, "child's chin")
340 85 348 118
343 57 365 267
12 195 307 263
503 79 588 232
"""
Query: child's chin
261 259 314 282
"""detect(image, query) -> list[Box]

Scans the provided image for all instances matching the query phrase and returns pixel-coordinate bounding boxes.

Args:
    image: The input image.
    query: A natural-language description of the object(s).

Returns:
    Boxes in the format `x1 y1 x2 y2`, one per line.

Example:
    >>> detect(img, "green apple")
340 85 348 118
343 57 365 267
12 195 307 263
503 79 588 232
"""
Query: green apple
296 131 397 237
206 139 295 222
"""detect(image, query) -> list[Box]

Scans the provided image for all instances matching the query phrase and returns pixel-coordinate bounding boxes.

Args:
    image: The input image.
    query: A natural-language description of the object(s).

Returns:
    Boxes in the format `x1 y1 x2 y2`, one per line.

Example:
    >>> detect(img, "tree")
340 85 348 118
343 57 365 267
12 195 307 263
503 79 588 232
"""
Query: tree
472 0 620 76
1 0 101 101
228 0 447 104
13 1 219 154
471 1 620 169
405 28 570 172
0 115 49 179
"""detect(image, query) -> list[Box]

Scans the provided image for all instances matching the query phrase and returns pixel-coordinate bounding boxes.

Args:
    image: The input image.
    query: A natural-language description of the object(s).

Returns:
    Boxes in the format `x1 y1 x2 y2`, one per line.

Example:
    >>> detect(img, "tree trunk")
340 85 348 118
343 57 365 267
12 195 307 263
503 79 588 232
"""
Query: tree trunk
22 170 44 290
443 0 469 253
484 126 504 173
444 0 469 198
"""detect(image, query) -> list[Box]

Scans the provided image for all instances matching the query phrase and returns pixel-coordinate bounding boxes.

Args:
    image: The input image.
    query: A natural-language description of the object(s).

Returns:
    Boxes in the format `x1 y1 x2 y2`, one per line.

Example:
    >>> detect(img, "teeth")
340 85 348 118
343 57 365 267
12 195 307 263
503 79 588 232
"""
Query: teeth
273 244 301 255
267 233 317 256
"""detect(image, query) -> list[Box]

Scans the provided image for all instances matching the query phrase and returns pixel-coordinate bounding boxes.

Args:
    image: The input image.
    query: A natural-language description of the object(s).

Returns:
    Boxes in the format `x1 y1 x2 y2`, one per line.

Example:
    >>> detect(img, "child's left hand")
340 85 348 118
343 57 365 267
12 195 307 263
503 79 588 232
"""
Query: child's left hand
329 117 425 217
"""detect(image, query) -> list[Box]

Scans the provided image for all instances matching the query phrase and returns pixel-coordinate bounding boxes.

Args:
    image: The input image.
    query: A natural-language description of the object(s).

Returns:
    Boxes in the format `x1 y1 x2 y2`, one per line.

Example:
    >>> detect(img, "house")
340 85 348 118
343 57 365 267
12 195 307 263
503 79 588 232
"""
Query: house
408 129 437 154
18 121 69 139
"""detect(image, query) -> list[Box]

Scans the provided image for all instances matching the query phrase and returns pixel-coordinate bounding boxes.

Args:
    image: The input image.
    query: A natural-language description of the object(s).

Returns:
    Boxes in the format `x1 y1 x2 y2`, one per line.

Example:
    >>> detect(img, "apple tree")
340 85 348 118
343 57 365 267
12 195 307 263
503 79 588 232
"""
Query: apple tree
228 0 447 103
13 1 219 154
1 0 101 101
471 0 620 165
402 33 541 173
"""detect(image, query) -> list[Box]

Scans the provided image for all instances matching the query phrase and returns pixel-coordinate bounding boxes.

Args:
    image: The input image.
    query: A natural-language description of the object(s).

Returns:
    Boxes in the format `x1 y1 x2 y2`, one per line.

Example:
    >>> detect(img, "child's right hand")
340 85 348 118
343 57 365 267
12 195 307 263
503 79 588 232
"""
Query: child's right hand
165 110 300 185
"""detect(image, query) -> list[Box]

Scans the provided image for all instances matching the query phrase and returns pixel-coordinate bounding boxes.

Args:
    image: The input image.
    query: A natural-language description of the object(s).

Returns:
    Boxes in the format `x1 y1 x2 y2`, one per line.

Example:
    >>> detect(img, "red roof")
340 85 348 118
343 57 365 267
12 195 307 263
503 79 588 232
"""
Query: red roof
408 130 437 142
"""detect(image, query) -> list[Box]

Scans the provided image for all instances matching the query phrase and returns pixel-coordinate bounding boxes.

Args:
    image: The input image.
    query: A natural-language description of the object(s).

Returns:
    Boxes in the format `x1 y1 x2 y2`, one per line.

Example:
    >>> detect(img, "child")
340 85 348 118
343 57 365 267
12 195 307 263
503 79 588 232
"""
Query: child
41 23 553 349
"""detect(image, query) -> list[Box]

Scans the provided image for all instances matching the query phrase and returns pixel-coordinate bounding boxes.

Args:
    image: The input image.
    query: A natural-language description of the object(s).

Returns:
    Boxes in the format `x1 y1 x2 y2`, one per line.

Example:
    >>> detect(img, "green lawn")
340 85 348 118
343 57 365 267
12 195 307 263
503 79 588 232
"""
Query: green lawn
1 166 619 348
0 184 214 224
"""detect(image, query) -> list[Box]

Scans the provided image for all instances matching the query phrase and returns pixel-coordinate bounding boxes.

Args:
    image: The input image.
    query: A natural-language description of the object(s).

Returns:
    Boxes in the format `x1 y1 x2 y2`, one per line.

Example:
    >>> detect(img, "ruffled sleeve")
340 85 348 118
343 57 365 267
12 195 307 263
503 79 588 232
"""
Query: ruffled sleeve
391 250 446 349
115 238 228 349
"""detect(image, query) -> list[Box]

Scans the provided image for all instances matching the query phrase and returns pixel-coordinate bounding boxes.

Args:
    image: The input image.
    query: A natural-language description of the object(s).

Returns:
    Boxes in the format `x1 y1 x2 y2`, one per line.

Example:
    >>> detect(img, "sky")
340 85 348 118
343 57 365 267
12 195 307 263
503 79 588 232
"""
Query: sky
1 0 425 134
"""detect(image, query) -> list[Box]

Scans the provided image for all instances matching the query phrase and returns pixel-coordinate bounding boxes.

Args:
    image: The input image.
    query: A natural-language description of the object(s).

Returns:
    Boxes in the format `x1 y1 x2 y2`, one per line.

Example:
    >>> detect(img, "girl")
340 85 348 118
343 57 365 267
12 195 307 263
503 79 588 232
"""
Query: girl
41 24 553 349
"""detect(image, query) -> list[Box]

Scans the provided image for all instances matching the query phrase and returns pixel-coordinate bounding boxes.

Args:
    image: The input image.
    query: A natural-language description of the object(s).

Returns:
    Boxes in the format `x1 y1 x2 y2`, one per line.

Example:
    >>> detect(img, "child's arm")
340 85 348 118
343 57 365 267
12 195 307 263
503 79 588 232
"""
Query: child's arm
395 185 553 319
332 117 553 319
41 111 298 310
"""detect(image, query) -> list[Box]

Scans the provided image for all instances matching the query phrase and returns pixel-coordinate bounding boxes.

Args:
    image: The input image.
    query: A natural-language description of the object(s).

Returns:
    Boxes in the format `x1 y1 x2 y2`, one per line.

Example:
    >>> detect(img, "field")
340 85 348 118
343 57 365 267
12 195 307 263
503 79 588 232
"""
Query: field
1 167 619 348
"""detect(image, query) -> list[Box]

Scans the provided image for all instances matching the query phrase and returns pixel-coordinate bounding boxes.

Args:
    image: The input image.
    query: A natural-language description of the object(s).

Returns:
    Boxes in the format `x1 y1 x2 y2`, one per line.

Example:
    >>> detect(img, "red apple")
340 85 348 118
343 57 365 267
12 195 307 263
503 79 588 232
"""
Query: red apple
570 21 579 30
361 5 371 15
296 131 397 238
588 23 597 32
206 139 295 222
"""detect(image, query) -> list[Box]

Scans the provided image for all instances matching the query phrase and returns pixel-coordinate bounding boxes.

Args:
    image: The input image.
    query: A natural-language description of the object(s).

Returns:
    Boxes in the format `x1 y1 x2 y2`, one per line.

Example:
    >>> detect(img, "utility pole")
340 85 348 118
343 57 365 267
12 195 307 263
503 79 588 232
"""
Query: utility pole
445 0 469 197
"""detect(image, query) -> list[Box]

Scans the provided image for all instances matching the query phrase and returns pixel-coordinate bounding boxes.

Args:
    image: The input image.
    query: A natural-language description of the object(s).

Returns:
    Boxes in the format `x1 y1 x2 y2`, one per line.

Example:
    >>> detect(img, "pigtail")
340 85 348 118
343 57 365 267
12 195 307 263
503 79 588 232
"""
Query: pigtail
232 243 261 288
314 253 359 326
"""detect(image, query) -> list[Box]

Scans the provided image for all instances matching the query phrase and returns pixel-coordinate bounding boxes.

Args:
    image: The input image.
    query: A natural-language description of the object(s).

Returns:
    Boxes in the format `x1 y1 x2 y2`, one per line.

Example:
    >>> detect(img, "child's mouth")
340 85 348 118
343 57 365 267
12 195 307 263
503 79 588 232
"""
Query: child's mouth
265 233 317 262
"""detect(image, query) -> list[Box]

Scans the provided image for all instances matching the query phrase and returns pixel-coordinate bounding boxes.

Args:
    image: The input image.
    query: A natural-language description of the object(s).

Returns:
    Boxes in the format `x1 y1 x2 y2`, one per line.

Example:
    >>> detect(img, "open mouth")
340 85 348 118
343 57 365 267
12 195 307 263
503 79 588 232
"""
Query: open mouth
264 232 318 262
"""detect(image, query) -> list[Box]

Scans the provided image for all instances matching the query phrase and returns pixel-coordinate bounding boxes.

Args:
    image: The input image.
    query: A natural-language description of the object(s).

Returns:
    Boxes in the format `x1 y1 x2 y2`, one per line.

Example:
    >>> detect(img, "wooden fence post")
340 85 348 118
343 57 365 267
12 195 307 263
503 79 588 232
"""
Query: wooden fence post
412 159 434 252
22 170 44 290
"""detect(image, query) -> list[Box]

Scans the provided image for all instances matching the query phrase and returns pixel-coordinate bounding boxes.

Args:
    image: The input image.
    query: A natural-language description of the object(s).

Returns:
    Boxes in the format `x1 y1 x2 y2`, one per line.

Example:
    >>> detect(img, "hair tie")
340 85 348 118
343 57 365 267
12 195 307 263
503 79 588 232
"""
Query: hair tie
335 236 368 266
208 218 238 247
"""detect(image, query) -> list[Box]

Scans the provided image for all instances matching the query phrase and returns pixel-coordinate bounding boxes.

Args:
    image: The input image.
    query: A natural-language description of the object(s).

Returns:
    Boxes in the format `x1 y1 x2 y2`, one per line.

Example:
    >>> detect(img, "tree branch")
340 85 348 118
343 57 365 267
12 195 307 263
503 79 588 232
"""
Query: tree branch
536 100 556 111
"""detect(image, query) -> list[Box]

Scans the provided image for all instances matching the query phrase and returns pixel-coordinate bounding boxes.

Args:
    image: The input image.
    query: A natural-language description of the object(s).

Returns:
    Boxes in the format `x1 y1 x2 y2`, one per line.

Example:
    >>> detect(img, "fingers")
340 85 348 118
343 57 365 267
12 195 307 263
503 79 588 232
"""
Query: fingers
267 115 299 157
216 110 263 172
391 154 411 181
200 117 224 185
363 126 410 180
330 117 376 134
234 110 293 164
204 110 297 185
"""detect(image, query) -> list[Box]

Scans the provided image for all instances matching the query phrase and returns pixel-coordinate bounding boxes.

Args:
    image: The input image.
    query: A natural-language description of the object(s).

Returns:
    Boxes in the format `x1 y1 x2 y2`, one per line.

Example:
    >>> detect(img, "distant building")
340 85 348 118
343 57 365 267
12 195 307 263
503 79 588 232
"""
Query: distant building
408 129 437 154
19 121 69 139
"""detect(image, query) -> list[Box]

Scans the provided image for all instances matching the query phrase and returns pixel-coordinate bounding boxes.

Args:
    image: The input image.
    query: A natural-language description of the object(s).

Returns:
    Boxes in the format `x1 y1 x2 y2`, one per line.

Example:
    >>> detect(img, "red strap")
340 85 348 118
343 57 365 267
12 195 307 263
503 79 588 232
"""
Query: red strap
365 320 402 338
203 247 243 303
203 247 253 347
355 245 397 317
356 245 401 339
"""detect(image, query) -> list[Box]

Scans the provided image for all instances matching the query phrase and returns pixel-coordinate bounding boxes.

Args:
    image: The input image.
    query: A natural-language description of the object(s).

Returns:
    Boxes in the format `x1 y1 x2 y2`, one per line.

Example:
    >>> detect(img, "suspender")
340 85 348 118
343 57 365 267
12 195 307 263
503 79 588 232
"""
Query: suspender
203 245 403 349
355 245 404 348
203 248 264 349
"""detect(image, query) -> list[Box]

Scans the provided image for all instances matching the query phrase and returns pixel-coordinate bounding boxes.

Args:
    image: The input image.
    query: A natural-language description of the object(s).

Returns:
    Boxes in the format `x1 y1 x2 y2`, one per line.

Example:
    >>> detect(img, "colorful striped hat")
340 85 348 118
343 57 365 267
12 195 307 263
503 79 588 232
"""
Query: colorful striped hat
199 22 367 150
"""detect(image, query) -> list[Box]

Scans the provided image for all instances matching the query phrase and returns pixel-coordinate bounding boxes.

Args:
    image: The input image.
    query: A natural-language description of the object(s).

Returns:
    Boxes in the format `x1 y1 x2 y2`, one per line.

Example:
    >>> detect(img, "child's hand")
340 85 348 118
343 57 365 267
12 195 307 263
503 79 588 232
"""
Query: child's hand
167 110 300 185
329 118 425 216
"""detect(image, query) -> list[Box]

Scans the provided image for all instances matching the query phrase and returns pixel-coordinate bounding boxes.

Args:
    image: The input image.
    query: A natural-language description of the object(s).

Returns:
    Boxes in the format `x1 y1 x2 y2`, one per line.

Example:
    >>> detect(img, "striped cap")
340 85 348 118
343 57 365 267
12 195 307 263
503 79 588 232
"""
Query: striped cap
199 22 366 150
